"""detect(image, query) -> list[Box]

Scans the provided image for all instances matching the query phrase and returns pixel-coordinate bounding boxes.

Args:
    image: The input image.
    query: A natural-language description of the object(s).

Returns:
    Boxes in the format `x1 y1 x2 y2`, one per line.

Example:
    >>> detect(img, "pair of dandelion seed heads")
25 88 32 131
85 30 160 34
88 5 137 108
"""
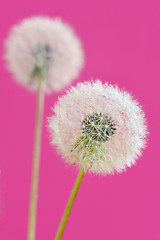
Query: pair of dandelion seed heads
5 16 148 175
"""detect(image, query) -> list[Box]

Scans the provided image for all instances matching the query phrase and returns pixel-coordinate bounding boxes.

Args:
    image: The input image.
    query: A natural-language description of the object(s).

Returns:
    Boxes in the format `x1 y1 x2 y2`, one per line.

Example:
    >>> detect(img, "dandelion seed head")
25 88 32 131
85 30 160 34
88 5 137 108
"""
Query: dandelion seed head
48 80 148 175
5 16 84 92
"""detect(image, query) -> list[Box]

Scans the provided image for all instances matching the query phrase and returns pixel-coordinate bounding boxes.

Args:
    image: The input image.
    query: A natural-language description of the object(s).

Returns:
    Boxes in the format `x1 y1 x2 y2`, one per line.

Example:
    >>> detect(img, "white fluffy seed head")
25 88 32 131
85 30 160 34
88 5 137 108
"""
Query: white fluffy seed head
48 80 148 175
4 16 84 92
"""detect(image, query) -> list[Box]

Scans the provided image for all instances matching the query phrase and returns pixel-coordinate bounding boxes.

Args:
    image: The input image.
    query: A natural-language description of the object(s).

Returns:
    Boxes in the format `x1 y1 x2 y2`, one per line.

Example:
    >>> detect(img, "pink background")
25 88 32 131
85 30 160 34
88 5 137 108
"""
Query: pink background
0 0 160 239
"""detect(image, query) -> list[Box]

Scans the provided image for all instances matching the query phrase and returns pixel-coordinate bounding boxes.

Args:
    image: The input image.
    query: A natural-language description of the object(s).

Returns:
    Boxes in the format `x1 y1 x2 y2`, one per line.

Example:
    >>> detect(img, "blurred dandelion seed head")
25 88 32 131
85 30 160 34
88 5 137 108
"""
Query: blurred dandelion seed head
5 16 84 92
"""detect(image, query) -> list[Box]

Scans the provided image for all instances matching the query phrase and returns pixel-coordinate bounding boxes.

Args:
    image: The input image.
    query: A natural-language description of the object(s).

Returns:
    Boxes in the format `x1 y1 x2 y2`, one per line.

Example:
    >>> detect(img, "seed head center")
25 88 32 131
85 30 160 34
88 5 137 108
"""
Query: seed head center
81 112 116 142
31 43 53 78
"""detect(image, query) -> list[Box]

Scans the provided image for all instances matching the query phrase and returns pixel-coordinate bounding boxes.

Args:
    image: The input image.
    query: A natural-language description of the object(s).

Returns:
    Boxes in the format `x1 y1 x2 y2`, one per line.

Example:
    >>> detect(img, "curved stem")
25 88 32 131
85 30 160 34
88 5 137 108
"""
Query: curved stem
28 77 44 240
55 167 85 240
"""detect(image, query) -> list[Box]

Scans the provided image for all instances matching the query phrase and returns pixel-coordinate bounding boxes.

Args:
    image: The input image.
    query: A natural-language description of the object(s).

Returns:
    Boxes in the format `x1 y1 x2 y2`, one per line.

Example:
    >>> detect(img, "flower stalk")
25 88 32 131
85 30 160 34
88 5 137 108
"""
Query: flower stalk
28 75 44 240
55 167 84 240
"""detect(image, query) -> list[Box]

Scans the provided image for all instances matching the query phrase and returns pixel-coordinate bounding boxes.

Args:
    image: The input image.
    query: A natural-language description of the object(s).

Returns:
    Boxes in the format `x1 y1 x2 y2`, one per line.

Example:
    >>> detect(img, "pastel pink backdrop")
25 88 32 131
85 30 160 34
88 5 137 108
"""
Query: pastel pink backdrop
0 1 159 239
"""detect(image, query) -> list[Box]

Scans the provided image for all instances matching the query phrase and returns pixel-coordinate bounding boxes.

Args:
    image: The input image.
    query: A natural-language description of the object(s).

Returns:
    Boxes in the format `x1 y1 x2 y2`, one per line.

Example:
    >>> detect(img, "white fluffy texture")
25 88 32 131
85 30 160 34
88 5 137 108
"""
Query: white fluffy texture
48 80 148 175
5 16 84 92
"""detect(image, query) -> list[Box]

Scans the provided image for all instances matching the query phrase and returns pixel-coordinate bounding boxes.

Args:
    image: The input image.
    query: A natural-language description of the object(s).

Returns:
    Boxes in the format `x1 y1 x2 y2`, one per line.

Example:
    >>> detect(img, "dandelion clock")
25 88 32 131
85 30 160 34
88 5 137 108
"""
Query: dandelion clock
5 16 84 240
5 16 84 92
48 80 148 239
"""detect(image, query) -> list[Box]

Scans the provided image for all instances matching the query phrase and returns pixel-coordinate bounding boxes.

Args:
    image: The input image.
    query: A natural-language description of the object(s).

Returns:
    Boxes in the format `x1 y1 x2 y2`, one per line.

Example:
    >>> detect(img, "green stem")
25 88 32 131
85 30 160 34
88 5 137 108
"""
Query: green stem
28 77 44 240
55 167 85 240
